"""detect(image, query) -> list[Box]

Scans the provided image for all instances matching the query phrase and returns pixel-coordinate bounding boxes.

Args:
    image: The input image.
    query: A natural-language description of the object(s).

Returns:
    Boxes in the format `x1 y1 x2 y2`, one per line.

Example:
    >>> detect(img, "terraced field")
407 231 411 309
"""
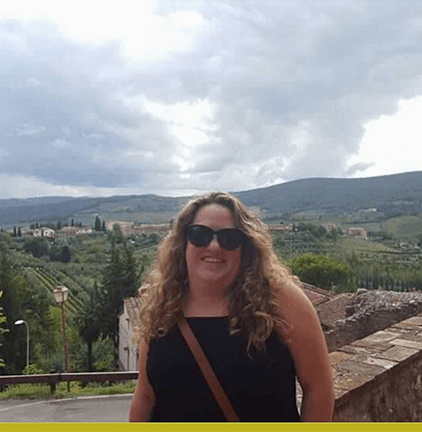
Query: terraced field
381 216 422 238
23 267 89 317
339 237 394 254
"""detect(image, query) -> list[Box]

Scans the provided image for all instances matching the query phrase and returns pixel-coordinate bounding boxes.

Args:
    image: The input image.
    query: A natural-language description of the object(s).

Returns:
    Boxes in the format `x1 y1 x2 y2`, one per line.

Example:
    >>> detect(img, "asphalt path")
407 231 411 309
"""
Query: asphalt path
0 394 133 422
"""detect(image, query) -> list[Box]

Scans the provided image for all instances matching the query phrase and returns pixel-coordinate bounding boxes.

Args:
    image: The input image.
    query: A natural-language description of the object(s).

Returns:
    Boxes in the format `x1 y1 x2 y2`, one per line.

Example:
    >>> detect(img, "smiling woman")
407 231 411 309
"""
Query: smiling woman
129 191 334 422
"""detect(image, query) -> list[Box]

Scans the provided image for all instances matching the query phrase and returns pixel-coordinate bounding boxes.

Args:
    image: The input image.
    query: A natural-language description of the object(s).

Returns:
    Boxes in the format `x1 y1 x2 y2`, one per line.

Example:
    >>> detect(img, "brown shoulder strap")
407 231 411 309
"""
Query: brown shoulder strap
177 317 240 422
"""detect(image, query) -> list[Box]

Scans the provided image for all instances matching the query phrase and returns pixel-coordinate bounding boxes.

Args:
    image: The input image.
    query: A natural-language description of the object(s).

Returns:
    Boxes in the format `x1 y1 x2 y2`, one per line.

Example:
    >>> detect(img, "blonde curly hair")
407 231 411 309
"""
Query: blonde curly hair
137 191 297 351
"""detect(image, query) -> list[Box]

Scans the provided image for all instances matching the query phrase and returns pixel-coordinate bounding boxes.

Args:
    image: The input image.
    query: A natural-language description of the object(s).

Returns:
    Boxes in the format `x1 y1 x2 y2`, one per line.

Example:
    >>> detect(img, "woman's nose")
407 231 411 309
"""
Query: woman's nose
207 234 221 249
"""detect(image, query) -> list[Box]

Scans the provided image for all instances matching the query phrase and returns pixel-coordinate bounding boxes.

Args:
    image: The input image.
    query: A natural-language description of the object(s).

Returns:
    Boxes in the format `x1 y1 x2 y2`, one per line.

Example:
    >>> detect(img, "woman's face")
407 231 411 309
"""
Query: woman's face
185 204 242 292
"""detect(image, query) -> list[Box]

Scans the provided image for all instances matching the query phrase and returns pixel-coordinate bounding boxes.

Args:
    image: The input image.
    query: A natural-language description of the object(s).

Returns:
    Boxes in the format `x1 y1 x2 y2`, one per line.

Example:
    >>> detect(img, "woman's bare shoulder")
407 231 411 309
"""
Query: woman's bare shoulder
278 277 315 313
275 276 323 339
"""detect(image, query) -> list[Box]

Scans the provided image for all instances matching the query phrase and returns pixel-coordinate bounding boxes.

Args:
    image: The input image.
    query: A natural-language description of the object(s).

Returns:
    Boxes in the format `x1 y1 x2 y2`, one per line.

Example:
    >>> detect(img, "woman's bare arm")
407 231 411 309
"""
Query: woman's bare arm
278 279 335 422
128 338 156 422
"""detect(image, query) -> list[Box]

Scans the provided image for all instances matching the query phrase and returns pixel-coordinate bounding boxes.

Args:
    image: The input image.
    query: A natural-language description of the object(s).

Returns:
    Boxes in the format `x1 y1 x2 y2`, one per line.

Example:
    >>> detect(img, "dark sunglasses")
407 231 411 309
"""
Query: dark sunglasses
186 224 245 251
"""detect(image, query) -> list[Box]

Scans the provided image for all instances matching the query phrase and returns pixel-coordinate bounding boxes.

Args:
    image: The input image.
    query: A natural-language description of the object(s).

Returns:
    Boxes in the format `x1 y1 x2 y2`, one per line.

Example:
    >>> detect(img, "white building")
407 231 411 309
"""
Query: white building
42 228 55 238
119 293 143 371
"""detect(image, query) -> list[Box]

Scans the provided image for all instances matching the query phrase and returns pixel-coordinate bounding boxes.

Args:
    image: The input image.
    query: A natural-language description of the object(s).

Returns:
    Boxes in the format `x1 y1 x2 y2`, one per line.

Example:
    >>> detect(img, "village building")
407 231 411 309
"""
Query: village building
76 226 93 236
133 224 169 235
119 294 143 371
41 227 55 238
106 220 135 236
268 224 292 232
347 227 367 238
24 227 55 237
106 220 170 236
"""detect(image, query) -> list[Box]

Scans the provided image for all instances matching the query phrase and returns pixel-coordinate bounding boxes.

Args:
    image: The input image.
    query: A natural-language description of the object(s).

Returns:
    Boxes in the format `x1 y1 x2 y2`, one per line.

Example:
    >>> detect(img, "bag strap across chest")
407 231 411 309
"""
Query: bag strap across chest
177 317 240 422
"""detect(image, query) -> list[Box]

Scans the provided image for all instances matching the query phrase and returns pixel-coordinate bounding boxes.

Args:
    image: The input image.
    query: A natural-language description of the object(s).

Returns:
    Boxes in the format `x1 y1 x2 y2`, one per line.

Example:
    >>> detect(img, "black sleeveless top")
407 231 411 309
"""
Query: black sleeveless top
147 317 300 422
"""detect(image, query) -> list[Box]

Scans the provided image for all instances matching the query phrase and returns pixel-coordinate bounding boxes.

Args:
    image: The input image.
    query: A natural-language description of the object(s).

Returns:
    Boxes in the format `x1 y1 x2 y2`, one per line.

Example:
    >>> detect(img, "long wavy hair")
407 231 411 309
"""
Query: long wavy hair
137 191 297 351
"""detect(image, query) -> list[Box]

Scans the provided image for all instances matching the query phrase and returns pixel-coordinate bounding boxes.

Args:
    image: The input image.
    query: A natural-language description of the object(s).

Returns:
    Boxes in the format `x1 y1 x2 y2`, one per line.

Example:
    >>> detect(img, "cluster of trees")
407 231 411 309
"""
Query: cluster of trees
0 224 149 375
0 291 7 368
94 216 106 232
287 253 351 291
23 237 71 263
29 219 83 231
75 228 139 370
284 250 422 293
274 222 422 292
342 252 422 292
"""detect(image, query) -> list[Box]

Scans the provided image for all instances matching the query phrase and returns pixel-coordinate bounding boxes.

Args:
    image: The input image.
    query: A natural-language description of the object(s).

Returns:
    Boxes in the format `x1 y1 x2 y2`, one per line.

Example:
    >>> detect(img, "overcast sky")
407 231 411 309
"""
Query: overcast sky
1 0 422 199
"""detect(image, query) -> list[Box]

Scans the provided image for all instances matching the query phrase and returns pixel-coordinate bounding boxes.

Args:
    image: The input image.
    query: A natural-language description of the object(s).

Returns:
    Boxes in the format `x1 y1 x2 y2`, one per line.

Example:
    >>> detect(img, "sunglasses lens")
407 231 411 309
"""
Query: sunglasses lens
218 229 244 251
187 225 213 247
187 225 245 251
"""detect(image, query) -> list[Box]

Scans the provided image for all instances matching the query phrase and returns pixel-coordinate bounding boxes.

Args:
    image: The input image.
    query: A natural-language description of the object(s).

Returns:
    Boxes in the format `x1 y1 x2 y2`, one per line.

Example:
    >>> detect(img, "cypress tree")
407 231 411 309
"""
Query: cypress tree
99 231 138 368
61 245 71 263
94 216 101 232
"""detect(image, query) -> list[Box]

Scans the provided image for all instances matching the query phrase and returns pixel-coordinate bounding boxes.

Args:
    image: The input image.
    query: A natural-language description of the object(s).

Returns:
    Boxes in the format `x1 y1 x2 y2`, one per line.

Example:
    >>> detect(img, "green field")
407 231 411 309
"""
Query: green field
381 216 422 238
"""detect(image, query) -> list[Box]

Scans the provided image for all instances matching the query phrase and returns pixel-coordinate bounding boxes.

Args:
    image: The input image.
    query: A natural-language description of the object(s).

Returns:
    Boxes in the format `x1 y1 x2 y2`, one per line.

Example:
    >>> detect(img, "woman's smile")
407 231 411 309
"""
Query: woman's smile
201 257 225 263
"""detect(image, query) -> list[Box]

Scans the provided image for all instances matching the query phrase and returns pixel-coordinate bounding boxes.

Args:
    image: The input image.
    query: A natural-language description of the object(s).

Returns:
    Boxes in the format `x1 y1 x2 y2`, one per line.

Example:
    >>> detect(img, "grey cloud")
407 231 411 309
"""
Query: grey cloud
2 1 422 197
0 20 177 188
139 0 422 190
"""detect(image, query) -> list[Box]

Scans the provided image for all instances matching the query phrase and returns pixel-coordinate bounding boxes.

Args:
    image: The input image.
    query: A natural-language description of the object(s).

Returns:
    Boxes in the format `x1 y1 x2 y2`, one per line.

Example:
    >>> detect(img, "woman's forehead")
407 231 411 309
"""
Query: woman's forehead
193 204 235 227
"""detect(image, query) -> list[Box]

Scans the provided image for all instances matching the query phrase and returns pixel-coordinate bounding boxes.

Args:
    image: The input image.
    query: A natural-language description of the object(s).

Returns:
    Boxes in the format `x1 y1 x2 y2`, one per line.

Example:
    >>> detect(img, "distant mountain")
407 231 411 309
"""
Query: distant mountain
236 171 422 218
1 171 422 228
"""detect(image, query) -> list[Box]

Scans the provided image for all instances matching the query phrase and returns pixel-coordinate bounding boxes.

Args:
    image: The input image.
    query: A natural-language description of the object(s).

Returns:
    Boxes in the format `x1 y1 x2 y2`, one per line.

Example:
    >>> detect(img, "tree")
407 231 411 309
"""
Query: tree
16 279 60 372
94 216 101 232
61 245 71 263
13 226 17 237
111 224 123 243
98 231 138 368
57 220 62 231
18 227 21 237
288 253 351 291
0 291 8 368
102 221 106 232
0 253 26 373
23 237 49 258
71 219 74 227
74 281 102 371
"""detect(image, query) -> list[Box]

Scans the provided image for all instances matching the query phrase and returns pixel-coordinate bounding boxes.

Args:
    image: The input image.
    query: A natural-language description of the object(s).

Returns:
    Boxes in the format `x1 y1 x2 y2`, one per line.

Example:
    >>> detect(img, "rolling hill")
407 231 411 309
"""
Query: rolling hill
1 171 422 229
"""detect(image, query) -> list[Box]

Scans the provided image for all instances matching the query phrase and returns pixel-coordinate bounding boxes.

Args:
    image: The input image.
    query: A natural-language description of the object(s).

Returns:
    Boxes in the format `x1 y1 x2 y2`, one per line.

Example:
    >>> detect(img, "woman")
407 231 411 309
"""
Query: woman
129 192 334 422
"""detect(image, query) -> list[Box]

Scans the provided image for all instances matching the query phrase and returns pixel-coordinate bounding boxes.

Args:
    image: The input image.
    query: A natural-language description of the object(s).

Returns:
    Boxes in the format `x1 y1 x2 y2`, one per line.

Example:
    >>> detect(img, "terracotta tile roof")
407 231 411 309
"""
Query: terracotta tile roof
316 293 355 330
301 282 336 306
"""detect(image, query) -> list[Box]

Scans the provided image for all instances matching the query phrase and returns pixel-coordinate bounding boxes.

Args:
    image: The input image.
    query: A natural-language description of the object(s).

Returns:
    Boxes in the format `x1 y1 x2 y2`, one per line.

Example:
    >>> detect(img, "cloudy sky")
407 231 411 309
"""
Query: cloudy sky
1 0 422 199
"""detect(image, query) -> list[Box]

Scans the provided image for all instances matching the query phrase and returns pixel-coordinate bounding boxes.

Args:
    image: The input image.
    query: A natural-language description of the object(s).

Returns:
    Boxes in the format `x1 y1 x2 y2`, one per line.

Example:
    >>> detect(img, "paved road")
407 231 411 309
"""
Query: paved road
0 394 133 422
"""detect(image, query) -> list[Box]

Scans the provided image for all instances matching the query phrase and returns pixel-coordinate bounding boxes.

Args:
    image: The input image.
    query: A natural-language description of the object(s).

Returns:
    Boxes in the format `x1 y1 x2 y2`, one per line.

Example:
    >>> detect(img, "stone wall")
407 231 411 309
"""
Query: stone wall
325 290 422 352
331 314 422 421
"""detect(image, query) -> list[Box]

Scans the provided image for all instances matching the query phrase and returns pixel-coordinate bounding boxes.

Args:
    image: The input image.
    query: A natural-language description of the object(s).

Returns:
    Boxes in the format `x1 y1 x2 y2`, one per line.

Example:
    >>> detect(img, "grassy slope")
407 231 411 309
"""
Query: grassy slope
382 216 422 238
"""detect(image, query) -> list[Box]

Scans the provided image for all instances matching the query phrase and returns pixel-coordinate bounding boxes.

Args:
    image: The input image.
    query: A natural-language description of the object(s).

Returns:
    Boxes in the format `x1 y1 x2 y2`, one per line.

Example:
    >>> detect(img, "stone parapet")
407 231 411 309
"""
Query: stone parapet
331 314 422 421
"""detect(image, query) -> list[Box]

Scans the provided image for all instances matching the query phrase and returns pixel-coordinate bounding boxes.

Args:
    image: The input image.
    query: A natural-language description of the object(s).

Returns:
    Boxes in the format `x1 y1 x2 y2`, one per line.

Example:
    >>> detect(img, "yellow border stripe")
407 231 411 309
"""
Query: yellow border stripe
3 423 422 431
